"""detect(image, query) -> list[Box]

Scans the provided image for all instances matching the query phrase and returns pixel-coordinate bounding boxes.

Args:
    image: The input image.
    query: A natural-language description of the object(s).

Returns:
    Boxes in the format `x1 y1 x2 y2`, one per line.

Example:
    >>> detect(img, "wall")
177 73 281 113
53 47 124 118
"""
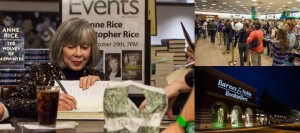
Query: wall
151 4 195 45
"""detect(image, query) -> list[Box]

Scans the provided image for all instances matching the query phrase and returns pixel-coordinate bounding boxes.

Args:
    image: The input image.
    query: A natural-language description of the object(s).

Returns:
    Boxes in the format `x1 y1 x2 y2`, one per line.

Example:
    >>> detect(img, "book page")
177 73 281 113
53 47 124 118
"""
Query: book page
55 81 108 112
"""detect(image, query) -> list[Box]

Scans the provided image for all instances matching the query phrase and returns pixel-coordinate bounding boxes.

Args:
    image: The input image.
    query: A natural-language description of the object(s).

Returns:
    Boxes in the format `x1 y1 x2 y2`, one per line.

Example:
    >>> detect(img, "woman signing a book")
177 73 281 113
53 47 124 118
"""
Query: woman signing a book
6 17 109 118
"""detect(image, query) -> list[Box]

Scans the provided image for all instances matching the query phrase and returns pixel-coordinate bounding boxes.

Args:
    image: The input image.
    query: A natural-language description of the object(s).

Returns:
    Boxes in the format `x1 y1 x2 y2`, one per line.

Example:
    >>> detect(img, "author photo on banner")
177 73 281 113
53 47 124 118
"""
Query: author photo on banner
105 53 121 79
122 50 142 80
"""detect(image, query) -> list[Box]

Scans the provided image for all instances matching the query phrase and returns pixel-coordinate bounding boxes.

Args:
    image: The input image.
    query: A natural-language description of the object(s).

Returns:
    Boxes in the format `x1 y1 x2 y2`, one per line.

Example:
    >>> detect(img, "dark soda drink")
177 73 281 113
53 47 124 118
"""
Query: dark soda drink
36 86 59 126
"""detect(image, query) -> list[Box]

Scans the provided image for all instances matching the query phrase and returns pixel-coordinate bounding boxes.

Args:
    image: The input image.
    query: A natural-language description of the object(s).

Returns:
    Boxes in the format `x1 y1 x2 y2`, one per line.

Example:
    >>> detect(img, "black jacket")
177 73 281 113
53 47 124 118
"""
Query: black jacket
6 63 109 118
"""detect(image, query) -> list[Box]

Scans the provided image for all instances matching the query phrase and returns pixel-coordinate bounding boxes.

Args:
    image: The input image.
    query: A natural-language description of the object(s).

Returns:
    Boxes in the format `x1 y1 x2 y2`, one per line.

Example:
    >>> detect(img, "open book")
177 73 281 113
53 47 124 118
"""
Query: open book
55 81 114 120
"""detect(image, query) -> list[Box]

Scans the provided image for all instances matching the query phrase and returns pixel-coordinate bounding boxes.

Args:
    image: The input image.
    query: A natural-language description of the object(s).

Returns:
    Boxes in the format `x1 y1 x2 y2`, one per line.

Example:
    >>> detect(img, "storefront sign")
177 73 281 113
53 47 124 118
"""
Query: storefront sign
0 26 24 66
217 79 252 102
61 0 148 84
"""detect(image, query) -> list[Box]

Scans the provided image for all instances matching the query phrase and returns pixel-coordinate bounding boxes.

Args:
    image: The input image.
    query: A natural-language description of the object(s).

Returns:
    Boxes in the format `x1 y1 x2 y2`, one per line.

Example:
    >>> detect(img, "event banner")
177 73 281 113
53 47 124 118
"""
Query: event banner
0 26 25 67
60 0 148 83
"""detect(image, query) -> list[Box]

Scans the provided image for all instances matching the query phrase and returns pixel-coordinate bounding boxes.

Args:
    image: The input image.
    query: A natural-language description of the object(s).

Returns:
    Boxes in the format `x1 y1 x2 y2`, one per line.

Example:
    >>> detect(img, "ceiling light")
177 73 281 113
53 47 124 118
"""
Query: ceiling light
202 5 206 6
236 1 240 3
223 2 227 4
211 4 216 5
253 4 258 5
287 2 292 4
240 5 244 6
252 0 257 1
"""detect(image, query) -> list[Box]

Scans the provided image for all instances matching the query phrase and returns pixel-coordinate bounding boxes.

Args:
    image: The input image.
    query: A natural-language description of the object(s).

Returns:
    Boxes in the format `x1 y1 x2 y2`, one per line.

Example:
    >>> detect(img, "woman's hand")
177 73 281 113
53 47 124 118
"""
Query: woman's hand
80 75 100 90
58 93 77 111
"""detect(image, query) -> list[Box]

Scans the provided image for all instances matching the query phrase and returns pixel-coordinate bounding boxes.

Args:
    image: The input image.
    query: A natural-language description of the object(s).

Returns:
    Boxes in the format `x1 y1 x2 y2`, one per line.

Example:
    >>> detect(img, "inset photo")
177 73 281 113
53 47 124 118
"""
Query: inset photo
105 53 121 79
122 50 142 80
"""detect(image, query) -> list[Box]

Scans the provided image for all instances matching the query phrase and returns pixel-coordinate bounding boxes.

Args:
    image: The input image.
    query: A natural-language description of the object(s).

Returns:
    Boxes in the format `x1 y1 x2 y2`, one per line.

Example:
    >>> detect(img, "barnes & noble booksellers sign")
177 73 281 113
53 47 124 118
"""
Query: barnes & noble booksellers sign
0 27 24 67
60 0 148 83
217 79 252 102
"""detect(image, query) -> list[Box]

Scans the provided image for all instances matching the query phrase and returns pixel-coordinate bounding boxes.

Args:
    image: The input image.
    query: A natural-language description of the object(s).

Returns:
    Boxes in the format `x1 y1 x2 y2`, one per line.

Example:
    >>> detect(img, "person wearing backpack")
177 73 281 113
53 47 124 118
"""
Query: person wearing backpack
270 28 290 66
246 21 264 66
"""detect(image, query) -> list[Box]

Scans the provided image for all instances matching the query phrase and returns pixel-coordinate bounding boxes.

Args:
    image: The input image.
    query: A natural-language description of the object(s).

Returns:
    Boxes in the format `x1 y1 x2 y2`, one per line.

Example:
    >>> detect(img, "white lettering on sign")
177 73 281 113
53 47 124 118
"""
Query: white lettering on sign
217 79 252 102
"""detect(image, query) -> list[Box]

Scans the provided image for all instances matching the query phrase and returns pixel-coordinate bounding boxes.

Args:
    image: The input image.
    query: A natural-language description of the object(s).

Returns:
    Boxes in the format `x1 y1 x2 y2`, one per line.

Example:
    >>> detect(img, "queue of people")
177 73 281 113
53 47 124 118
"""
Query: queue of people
195 18 300 66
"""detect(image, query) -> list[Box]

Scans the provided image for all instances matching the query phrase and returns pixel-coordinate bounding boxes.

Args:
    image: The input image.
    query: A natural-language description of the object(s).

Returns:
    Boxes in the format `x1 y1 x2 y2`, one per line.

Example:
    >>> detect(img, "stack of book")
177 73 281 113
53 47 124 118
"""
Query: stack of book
24 49 50 67
150 45 175 88
0 49 50 85
162 39 187 65
0 68 25 85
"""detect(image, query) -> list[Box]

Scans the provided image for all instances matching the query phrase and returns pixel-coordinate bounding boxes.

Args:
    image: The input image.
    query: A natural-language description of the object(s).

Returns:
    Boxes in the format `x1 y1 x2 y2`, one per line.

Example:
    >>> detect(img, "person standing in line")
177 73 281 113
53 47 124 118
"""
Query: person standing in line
270 29 290 66
246 21 264 66
224 21 233 54
209 20 217 44
203 20 207 39
233 20 244 48
285 22 297 49
237 23 250 66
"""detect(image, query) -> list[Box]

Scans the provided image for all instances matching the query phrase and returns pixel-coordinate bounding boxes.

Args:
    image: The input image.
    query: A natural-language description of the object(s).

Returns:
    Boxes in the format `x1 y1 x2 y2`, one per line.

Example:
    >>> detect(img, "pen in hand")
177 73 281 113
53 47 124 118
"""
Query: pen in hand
55 79 77 109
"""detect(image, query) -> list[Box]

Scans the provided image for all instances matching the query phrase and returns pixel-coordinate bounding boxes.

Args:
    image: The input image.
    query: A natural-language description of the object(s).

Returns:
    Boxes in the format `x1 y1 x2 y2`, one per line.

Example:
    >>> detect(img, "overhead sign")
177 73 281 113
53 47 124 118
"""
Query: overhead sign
60 0 149 84
217 79 252 102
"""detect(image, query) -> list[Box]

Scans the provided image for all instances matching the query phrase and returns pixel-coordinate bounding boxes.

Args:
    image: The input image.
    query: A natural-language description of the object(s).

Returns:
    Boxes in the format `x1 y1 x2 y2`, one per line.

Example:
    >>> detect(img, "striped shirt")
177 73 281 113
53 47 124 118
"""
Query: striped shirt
271 41 290 66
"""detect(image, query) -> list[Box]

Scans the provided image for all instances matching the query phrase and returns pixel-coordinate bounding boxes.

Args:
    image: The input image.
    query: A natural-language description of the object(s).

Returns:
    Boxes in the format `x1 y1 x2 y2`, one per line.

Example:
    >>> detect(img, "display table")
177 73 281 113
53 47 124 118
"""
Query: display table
0 118 174 133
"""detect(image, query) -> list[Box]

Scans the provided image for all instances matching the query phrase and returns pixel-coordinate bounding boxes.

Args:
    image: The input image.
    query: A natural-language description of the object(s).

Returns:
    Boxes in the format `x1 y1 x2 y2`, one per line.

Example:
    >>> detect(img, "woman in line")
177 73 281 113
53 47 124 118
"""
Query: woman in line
6 17 109 118
270 28 290 66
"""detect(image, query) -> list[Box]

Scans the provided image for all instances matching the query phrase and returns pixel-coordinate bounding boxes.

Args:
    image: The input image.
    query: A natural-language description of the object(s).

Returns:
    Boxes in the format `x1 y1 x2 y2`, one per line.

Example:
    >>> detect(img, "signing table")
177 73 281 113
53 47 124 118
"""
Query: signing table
0 118 173 133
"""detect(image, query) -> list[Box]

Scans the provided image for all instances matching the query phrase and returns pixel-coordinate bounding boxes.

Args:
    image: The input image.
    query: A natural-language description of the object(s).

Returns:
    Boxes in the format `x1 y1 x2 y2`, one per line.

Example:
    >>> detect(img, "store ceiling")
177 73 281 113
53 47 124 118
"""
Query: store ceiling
195 0 300 15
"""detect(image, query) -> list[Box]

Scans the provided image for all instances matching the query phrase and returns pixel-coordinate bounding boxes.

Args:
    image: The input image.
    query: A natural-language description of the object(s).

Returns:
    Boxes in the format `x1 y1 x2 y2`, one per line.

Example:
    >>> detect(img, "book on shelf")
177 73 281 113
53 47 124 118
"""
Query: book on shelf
151 45 168 51
161 39 186 44
173 52 186 57
156 52 174 57
151 45 168 57
155 70 174 76
155 63 175 71
168 48 185 53
173 60 187 65
168 44 186 49
173 56 187 61
151 56 173 64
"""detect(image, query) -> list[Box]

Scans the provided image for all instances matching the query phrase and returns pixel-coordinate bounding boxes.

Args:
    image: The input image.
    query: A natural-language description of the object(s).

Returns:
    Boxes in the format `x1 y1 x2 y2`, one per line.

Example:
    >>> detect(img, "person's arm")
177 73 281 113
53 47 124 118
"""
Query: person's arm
0 101 10 122
6 65 40 118
247 31 254 44
162 88 195 133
